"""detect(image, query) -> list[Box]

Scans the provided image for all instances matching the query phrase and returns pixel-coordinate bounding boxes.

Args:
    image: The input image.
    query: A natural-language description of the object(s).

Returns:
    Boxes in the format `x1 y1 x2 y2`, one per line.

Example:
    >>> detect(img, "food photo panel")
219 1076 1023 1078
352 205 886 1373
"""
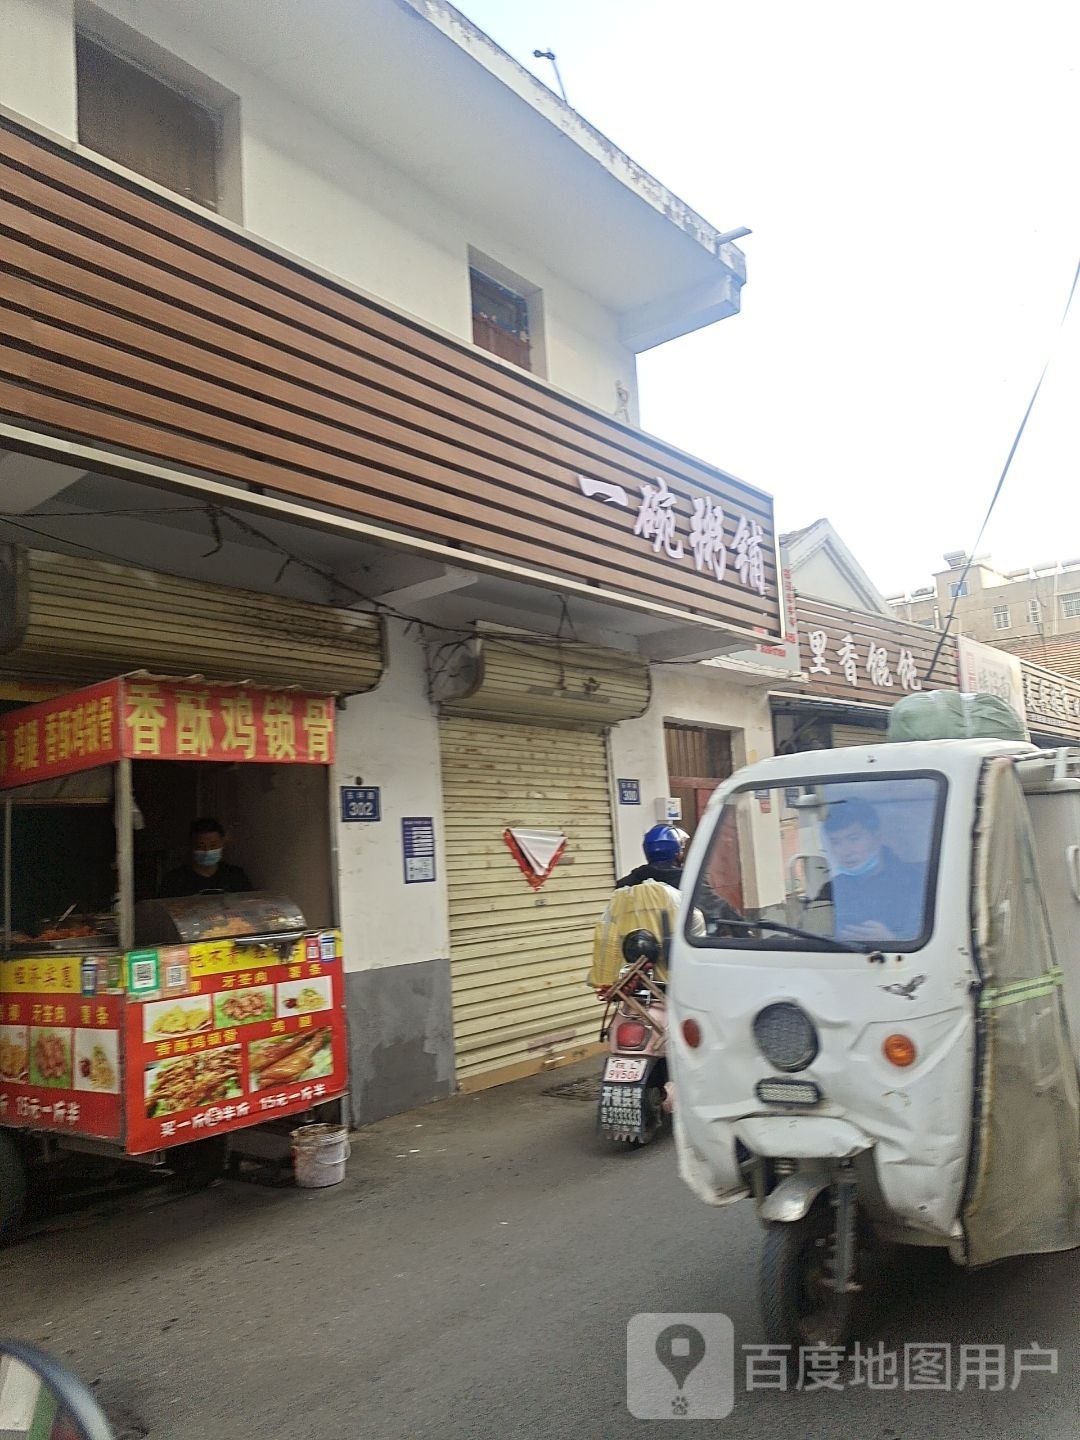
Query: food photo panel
275 976 333 1019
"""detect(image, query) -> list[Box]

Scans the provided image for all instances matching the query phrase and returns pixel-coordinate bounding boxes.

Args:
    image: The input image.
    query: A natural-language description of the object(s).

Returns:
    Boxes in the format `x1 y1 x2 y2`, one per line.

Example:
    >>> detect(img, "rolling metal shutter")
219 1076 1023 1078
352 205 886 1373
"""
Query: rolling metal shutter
831 723 888 748
0 548 385 694
428 634 651 725
440 715 615 1089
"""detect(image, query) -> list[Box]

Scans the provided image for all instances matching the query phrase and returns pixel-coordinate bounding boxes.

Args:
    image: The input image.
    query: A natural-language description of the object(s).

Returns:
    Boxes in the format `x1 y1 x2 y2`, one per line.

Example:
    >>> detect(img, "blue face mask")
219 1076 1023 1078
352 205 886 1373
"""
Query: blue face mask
193 847 223 868
834 852 880 878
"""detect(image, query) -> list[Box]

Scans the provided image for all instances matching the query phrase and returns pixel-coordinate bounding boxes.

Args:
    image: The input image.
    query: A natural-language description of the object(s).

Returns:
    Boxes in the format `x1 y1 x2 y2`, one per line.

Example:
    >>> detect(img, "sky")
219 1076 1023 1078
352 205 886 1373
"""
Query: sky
454 0 1080 596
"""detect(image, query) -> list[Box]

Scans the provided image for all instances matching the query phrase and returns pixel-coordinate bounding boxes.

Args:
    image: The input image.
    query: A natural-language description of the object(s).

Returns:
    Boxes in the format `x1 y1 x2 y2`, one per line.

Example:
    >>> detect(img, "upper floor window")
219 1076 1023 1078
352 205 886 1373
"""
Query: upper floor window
76 32 223 211
1061 591 1080 619
992 604 1011 630
1027 598 1043 625
949 580 968 599
469 265 539 373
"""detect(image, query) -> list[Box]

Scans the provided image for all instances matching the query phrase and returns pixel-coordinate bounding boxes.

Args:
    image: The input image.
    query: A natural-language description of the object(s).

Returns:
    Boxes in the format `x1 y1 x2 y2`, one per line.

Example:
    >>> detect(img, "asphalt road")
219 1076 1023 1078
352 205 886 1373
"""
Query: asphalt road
1 1060 1076 1439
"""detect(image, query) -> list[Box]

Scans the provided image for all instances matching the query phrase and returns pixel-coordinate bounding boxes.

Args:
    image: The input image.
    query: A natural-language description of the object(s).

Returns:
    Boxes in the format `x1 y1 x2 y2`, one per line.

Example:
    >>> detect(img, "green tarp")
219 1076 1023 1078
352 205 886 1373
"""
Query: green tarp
887 690 1027 743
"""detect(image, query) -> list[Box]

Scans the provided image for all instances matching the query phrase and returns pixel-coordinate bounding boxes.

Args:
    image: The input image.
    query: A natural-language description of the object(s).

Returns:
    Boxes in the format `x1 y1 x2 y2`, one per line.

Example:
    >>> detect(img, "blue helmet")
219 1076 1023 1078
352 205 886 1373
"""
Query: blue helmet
643 824 681 865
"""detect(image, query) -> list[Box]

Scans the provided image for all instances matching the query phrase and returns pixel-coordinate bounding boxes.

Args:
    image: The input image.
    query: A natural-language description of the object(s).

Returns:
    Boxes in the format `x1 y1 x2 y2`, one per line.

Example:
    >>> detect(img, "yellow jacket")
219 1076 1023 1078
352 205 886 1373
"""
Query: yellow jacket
588 878 680 989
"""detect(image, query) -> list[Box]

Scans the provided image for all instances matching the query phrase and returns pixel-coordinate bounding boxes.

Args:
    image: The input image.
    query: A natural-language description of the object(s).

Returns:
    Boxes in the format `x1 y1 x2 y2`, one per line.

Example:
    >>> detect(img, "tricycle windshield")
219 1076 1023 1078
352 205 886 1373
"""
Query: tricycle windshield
687 772 946 952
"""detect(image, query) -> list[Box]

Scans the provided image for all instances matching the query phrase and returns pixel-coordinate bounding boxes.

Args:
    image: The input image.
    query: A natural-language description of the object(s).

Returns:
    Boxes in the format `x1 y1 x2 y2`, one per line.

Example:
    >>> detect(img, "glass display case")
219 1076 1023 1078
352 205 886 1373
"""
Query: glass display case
132 891 307 947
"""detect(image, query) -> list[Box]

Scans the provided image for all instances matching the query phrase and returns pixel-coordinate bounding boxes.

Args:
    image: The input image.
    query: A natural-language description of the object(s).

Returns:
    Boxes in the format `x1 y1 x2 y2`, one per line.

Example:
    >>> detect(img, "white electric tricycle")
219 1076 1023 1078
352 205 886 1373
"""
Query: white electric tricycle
668 737 1080 1347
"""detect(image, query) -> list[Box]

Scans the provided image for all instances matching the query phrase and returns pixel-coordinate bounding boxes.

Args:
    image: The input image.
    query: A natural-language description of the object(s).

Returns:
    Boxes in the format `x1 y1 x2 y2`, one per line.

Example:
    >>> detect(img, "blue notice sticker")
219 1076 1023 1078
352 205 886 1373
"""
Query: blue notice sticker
402 817 437 884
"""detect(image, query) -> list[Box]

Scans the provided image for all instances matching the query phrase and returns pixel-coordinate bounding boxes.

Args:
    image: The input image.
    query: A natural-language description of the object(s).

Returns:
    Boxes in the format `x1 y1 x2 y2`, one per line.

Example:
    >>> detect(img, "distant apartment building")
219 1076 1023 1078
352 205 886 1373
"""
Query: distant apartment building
888 552 1080 680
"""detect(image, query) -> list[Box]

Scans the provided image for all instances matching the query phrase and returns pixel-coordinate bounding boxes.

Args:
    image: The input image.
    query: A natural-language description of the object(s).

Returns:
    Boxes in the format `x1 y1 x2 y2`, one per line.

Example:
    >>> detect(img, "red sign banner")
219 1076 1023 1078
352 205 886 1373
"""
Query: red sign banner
0 679 123 788
0 679 336 789
0 987 124 1142
124 942 348 1155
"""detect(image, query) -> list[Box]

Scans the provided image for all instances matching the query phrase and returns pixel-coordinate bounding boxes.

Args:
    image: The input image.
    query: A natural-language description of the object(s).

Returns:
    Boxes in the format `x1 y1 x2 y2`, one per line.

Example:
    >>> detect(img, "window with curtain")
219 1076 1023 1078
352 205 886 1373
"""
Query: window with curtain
469 268 533 371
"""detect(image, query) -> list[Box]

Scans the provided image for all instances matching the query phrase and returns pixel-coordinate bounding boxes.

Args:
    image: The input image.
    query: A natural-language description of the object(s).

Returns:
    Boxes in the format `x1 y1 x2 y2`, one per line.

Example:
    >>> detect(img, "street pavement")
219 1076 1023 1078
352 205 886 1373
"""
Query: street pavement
0 1058 1076 1439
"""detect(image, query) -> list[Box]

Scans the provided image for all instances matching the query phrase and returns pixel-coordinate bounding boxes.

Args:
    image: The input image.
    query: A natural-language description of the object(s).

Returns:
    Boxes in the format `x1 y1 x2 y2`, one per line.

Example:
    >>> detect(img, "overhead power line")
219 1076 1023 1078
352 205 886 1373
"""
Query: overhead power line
926 249 1080 681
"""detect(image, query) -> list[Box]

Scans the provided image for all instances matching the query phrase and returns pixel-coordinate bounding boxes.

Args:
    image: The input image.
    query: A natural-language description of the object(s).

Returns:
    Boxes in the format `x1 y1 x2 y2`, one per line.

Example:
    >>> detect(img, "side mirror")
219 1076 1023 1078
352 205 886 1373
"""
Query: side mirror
0 1342 115 1439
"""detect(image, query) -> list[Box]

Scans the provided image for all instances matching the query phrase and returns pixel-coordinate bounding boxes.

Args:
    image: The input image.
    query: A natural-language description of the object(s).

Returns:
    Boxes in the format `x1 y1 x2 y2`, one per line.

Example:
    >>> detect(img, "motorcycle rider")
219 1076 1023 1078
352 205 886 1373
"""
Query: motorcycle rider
593 827 709 994
615 824 684 890
592 826 721 1130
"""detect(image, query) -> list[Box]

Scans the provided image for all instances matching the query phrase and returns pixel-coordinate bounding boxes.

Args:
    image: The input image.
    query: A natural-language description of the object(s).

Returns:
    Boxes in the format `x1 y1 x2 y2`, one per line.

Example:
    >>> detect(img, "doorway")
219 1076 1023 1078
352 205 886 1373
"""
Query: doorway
664 723 734 837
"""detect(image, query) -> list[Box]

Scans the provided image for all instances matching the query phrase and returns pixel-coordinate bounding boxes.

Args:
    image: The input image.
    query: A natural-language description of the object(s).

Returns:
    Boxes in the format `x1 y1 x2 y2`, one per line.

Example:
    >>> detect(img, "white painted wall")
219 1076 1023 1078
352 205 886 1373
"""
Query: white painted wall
0 0 640 420
0 0 76 136
794 549 875 611
607 664 775 878
332 620 450 974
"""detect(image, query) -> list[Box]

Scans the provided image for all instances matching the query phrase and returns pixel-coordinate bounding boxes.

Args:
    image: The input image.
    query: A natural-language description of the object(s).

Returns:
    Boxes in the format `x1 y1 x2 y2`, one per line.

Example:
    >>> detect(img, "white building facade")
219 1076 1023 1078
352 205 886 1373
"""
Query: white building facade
0 0 789 1117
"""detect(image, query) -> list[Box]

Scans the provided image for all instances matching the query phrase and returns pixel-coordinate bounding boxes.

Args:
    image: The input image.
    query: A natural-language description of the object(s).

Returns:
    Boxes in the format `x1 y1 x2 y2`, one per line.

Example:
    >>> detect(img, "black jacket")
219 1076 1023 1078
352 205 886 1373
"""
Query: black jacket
615 862 683 891
159 863 253 898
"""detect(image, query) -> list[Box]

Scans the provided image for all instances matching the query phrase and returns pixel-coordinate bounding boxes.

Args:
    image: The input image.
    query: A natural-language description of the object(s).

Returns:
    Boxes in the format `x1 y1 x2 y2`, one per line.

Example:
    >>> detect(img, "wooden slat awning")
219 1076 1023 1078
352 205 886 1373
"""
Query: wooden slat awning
0 118 782 643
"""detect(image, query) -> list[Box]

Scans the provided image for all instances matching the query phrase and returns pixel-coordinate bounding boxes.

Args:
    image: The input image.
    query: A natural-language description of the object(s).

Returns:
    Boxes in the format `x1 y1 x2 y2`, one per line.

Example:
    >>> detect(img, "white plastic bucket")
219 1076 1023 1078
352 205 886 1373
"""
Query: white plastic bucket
291 1123 350 1188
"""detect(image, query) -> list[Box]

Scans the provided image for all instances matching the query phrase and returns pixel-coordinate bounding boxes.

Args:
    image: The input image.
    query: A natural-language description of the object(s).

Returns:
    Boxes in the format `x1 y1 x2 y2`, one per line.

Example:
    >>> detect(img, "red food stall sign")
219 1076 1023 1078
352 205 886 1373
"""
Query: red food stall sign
122 682 334 766
124 944 348 1154
0 679 123 787
0 982 123 1142
0 679 335 787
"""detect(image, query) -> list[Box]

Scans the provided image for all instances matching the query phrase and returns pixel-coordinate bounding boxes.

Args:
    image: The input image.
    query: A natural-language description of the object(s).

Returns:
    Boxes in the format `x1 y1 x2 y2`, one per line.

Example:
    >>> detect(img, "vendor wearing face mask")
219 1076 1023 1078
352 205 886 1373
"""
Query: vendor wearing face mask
159 817 254 898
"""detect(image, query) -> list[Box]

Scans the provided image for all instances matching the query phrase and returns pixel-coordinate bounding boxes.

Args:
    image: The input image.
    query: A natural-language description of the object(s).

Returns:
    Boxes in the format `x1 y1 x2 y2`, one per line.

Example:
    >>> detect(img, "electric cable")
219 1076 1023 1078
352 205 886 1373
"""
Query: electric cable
926 250 1080 681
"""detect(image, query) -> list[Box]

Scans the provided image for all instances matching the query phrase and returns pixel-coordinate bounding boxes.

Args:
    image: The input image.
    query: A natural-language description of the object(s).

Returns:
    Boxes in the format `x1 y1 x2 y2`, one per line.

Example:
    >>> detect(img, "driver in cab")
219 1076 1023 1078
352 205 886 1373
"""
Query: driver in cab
823 798 924 944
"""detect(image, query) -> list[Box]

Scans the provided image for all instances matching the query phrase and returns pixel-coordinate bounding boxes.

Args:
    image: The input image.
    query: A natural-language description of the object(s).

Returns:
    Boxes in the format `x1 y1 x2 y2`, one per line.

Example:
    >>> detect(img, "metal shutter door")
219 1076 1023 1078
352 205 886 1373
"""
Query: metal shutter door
430 634 651 726
440 715 614 1089
0 549 385 695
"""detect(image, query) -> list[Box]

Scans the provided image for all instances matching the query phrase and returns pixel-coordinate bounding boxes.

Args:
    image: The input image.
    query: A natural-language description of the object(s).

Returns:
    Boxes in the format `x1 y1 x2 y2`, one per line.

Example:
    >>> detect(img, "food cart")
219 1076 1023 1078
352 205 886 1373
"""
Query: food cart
0 675 349 1228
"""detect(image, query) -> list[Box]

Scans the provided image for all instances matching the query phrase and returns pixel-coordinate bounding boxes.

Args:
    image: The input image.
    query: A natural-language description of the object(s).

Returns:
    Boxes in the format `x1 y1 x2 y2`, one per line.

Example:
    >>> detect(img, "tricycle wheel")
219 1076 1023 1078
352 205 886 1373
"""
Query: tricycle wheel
168 1136 228 1192
0 1130 26 1241
626 1082 666 1148
760 1197 852 1348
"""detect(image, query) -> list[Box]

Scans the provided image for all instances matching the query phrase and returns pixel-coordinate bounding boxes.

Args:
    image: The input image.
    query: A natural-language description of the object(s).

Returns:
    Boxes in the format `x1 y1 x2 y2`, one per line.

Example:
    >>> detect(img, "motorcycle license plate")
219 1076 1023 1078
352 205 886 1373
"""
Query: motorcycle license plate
604 1056 647 1084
